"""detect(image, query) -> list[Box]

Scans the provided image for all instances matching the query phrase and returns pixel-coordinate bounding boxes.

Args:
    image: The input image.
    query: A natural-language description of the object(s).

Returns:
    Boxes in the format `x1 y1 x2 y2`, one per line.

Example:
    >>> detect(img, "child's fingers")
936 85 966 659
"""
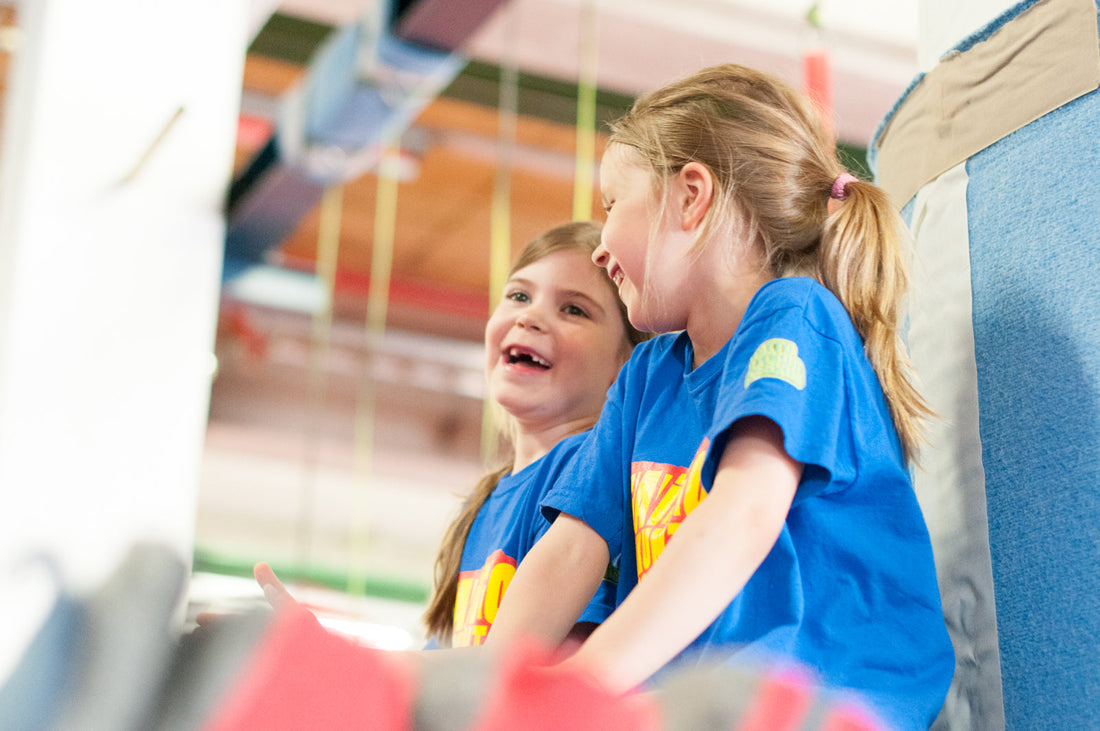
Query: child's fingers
194 610 223 626
254 561 296 610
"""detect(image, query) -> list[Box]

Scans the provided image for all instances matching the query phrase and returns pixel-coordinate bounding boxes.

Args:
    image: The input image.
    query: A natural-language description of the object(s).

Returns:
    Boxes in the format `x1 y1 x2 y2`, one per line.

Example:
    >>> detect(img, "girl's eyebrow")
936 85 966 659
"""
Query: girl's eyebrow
559 288 607 316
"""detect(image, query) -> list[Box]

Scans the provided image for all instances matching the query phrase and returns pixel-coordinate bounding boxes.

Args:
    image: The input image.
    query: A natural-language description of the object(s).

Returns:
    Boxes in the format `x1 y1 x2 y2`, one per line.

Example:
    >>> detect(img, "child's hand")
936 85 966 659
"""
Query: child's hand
191 561 301 629
254 561 297 611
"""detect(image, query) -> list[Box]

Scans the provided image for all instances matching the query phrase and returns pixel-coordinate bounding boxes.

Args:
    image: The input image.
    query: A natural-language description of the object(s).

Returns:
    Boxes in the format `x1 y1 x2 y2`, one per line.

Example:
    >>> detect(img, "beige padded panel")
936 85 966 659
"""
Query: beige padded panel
907 163 1005 731
873 0 1099 208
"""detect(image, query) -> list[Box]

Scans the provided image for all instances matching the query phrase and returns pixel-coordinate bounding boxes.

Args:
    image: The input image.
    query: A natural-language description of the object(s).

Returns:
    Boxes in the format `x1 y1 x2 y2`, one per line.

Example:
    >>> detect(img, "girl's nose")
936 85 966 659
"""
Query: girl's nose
592 243 610 268
516 309 543 331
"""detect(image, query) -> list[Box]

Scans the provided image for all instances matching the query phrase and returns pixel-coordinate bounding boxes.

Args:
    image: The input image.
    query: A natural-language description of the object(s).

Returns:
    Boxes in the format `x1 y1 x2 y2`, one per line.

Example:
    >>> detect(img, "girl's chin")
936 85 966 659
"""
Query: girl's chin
626 301 675 335
491 388 545 415
494 395 587 427
626 311 658 334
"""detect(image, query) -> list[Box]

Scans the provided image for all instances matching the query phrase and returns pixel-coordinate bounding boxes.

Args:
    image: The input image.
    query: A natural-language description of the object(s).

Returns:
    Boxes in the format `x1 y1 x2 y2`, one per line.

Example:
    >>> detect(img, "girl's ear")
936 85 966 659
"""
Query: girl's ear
676 162 714 231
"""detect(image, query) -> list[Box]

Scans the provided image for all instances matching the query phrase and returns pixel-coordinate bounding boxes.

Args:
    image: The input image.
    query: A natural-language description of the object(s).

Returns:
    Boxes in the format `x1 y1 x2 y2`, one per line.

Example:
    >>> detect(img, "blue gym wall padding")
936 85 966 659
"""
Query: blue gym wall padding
965 85 1100 726
871 0 1100 727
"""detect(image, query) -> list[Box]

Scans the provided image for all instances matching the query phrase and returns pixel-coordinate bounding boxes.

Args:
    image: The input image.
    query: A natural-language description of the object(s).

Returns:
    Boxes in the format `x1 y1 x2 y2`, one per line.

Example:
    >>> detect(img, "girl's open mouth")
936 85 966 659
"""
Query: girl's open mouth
505 346 551 370
608 266 625 289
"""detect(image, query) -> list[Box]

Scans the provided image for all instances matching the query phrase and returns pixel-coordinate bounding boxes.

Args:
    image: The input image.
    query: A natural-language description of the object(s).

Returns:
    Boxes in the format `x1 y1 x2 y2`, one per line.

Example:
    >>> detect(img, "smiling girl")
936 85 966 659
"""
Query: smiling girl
422 221 645 648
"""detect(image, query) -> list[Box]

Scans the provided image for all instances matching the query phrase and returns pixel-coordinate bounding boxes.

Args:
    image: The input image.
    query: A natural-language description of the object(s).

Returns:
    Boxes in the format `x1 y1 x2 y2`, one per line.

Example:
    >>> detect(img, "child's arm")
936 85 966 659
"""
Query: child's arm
559 415 802 692
485 513 611 648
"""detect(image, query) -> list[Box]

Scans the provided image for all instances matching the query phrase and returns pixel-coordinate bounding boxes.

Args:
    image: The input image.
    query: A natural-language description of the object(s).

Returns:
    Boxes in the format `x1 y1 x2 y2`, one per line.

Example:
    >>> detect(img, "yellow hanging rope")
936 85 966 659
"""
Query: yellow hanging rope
349 142 400 596
573 0 599 221
297 182 342 571
483 3 520 466
490 67 516 313
367 151 399 339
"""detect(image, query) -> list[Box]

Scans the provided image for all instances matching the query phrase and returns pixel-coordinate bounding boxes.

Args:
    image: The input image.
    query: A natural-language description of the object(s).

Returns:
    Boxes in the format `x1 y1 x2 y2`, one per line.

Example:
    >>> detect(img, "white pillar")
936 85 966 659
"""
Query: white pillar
0 0 248 592
917 0 1017 70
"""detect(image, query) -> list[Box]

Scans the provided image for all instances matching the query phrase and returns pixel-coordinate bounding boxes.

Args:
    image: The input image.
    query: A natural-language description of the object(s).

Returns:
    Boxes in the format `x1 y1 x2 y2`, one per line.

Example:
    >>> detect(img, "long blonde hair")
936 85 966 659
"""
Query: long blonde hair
608 63 931 462
422 221 646 644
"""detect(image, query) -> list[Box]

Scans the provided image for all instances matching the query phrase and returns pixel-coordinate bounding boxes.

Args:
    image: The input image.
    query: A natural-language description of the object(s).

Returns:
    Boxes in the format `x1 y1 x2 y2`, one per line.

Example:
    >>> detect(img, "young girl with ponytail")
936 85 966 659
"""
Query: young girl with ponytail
487 64 955 730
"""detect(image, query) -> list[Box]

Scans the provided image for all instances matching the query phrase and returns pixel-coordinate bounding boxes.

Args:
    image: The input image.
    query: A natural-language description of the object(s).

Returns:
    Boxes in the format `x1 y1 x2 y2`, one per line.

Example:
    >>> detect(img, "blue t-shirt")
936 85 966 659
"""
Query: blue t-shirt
452 431 615 647
542 277 954 730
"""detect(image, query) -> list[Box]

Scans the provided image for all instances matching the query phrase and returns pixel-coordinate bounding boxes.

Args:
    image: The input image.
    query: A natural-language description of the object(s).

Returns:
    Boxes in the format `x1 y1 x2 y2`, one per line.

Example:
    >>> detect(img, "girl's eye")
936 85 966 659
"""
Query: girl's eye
563 304 588 318
505 290 529 303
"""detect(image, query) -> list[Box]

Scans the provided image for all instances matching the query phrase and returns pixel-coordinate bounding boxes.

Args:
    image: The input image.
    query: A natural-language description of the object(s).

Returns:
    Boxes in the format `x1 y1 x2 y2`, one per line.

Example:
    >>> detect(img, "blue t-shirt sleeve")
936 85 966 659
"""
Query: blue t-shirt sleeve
702 291 854 498
540 393 627 556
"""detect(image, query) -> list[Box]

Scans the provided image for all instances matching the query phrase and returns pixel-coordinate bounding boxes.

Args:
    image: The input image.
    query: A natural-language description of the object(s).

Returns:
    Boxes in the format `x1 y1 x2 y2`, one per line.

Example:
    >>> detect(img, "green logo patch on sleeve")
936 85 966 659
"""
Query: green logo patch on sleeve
745 338 806 390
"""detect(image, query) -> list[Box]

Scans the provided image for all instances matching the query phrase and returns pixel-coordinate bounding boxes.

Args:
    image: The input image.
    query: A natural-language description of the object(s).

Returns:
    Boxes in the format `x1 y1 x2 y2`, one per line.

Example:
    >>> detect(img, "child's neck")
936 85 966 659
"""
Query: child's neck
685 268 775 369
511 416 596 472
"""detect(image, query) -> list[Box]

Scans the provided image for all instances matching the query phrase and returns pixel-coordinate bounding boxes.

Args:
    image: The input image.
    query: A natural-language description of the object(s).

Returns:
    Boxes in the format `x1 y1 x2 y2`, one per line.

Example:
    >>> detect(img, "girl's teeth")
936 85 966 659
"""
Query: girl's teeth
508 347 549 367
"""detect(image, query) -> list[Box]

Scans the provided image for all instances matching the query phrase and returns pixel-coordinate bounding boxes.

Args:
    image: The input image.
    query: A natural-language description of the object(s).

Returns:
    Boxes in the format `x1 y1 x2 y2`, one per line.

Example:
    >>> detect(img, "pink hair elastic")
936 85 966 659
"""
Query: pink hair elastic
831 173 858 201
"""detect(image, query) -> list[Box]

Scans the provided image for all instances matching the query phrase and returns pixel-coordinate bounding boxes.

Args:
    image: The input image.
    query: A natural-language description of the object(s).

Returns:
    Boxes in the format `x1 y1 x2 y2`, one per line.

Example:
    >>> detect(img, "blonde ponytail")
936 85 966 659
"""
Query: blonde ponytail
818 180 932 462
